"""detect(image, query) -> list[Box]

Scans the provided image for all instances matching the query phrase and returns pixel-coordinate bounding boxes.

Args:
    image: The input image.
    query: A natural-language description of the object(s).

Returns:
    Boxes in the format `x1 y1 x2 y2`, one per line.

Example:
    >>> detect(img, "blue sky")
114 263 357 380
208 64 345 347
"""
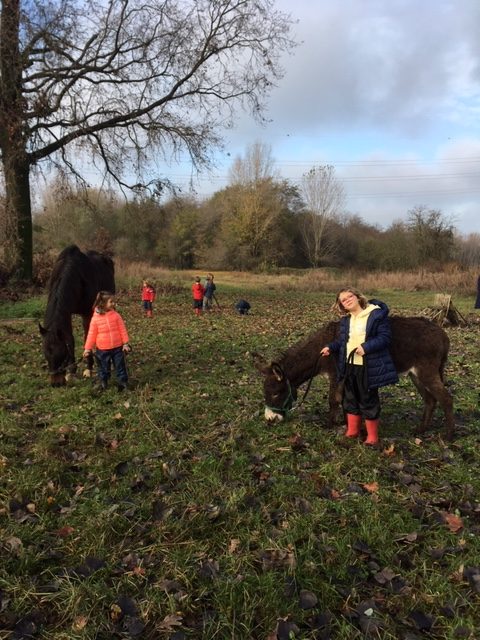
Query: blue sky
168 0 480 236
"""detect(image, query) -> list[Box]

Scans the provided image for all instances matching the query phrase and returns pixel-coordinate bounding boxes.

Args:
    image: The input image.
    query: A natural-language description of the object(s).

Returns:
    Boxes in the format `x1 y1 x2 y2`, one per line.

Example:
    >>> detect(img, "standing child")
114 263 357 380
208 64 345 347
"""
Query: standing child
203 273 216 312
191 276 205 316
320 287 398 445
83 291 131 391
141 280 156 318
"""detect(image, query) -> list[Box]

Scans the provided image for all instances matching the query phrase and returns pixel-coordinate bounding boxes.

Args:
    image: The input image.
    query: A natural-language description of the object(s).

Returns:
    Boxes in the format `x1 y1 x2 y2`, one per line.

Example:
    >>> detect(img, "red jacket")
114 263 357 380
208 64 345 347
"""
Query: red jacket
192 282 205 300
84 309 129 351
142 285 156 302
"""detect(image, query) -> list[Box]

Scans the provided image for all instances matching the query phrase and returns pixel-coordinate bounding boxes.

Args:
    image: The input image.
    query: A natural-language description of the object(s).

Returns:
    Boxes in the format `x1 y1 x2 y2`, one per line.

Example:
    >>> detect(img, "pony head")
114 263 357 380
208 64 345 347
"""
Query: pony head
39 324 72 386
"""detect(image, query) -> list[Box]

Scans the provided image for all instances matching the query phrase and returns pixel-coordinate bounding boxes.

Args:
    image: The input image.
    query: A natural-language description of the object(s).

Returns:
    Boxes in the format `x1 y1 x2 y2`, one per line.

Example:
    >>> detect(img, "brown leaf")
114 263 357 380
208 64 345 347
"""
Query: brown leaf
156 613 183 632
363 482 379 493
441 511 464 533
383 443 395 456
54 525 75 537
72 616 88 631
228 538 241 554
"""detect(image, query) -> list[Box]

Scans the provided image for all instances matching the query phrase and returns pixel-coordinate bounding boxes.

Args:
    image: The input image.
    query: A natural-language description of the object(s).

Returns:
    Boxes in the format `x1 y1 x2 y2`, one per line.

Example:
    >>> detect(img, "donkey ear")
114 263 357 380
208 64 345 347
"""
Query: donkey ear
39 323 47 335
252 352 269 374
271 363 284 382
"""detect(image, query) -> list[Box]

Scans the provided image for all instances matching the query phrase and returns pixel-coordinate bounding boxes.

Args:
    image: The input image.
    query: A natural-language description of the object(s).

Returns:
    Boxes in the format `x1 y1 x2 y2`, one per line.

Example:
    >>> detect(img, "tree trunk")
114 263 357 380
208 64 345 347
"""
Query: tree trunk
4 157 33 280
0 0 33 280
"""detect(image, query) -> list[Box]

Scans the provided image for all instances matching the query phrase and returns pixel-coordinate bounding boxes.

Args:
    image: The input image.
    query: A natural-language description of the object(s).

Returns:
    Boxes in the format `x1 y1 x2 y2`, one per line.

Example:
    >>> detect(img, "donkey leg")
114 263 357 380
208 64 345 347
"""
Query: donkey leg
327 374 341 428
411 371 454 440
423 375 454 441
408 372 436 434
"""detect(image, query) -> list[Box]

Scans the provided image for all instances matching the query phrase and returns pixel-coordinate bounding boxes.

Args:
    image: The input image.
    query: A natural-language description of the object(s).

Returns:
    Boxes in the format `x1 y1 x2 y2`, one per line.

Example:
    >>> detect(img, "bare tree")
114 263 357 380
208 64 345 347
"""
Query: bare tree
228 140 277 185
407 205 455 269
0 0 295 279
299 165 344 268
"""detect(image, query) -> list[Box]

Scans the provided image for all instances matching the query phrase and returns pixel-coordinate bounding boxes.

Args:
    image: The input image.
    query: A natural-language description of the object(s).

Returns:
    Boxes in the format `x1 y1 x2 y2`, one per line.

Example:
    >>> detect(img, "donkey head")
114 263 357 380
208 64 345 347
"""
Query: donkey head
253 354 297 422
39 324 73 386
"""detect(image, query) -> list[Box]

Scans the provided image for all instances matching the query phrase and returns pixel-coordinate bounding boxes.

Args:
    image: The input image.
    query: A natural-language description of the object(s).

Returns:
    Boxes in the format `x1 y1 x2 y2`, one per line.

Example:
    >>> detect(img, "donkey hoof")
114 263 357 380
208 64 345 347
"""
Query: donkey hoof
83 369 92 378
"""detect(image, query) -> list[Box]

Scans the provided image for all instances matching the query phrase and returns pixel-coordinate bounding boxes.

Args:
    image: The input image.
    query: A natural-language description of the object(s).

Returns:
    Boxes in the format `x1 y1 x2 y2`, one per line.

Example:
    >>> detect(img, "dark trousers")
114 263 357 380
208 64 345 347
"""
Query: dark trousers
95 347 128 386
343 364 380 420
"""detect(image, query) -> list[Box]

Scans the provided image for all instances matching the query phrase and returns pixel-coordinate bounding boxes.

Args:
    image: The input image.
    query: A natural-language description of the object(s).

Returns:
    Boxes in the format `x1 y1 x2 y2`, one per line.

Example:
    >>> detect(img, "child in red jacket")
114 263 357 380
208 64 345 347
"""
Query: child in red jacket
83 291 131 391
141 280 156 318
191 276 205 316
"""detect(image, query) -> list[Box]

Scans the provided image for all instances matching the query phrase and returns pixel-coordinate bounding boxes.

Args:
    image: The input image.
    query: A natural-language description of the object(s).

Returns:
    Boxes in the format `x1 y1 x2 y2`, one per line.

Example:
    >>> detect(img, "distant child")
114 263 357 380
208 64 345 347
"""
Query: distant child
141 280 156 318
83 291 131 391
235 299 251 315
192 276 205 316
203 273 216 312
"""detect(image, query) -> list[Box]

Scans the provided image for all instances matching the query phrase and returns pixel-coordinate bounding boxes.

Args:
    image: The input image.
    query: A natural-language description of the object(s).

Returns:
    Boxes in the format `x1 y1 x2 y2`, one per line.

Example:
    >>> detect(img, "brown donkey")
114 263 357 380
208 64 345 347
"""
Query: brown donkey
254 316 455 440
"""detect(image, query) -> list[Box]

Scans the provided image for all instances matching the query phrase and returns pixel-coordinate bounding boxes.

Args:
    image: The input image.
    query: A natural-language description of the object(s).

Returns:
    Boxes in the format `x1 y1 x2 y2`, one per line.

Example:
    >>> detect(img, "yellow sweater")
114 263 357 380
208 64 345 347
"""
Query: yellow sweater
346 303 379 365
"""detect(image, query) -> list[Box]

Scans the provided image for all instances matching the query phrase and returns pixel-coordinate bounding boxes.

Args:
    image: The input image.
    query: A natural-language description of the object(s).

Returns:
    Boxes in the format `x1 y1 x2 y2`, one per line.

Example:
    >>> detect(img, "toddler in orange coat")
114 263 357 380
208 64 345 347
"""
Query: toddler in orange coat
83 291 131 391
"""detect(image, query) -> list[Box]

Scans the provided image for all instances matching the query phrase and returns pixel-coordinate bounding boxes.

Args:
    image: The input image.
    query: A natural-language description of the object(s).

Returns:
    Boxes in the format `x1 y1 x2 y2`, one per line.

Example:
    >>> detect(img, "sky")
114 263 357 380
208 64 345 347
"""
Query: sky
168 0 480 236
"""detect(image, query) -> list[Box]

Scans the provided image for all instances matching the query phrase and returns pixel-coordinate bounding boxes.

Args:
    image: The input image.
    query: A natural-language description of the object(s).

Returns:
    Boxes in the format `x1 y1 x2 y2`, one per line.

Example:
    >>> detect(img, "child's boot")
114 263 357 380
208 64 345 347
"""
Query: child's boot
146 309 153 318
345 413 361 438
365 419 379 445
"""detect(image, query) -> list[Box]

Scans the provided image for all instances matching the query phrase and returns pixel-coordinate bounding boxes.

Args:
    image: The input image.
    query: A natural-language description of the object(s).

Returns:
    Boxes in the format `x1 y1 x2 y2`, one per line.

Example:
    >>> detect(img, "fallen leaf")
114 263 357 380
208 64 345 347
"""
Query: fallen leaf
228 538 241 554
54 525 75 537
441 511 464 533
156 613 183 632
383 443 395 456
363 482 379 493
72 616 88 631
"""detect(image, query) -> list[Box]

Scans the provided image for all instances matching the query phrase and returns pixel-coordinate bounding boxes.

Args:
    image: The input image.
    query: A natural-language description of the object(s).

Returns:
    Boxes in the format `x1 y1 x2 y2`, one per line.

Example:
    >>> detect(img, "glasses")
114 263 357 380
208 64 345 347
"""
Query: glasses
339 294 356 304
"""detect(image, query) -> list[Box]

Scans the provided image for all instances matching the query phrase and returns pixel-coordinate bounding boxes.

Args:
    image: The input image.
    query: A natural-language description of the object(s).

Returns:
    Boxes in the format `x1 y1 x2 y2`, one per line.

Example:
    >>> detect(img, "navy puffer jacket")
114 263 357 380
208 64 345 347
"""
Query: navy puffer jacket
328 299 399 389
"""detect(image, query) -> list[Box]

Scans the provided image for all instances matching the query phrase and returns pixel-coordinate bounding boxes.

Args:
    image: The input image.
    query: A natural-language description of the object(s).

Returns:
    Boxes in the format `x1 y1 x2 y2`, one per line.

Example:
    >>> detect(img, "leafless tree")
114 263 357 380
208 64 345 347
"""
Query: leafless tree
0 0 295 278
300 165 344 268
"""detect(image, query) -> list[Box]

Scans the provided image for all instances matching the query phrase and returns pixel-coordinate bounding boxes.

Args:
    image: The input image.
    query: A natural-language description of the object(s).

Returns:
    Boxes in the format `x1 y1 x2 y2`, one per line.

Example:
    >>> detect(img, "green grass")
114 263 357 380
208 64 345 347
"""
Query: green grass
0 284 479 639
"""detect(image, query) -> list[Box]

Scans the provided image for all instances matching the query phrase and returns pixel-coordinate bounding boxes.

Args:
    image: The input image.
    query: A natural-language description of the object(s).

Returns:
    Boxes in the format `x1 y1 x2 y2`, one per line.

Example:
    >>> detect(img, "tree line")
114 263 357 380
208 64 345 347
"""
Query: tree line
30 152 480 274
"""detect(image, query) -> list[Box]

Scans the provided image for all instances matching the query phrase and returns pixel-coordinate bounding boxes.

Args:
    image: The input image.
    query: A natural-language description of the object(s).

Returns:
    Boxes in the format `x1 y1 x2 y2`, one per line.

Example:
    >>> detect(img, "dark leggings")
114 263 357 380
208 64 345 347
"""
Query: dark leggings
342 364 380 420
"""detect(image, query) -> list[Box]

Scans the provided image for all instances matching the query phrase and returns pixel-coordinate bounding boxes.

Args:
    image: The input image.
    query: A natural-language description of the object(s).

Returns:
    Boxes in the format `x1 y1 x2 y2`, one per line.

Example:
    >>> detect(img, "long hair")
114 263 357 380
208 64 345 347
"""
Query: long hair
94 291 115 314
332 287 368 315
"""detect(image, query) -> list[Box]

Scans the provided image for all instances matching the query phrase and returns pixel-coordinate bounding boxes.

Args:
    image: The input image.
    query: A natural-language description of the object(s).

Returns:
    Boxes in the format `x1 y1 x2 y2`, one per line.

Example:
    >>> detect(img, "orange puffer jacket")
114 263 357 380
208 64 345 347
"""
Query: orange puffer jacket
84 309 129 351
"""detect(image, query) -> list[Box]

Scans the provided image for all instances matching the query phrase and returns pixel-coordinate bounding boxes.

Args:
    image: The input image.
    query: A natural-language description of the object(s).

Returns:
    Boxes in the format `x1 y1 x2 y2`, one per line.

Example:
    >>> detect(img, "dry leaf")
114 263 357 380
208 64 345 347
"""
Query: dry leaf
156 613 183 632
383 443 395 456
110 603 122 622
442 511 464 533
55 525 75 537
72 616 88 631
228 538 241 554
363 482 379 493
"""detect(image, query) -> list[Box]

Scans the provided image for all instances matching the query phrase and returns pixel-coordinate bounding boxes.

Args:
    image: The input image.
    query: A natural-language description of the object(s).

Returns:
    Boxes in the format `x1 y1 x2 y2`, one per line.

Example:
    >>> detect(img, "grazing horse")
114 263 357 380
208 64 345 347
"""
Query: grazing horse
39 245 115 386
254 317 455 440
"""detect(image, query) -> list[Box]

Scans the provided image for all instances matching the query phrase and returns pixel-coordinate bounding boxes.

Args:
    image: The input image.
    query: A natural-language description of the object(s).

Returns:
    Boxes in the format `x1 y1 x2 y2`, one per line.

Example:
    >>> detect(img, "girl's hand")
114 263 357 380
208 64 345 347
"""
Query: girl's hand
320 346 330 357
123 344 131 353
83 349 91 358
356 346 365 356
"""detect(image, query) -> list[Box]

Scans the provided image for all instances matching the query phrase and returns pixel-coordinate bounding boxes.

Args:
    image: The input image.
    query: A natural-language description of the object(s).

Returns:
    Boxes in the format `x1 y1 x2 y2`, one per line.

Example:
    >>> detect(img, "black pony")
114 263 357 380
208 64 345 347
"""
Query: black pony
39 245 115 386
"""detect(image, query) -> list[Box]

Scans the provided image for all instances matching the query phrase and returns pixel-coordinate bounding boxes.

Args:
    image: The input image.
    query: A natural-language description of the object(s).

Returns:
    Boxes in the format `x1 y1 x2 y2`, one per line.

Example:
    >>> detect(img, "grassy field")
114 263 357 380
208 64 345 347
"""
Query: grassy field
1 281 480 640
